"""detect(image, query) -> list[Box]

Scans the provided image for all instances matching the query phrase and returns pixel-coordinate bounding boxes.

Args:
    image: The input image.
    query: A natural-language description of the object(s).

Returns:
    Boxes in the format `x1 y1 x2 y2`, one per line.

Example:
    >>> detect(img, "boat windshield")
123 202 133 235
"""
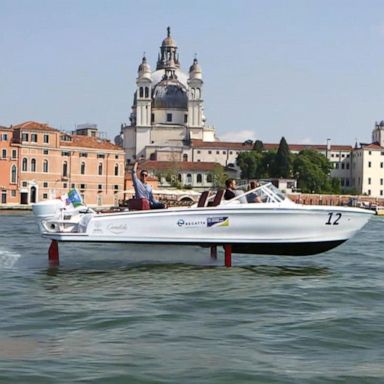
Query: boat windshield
223 182 289 204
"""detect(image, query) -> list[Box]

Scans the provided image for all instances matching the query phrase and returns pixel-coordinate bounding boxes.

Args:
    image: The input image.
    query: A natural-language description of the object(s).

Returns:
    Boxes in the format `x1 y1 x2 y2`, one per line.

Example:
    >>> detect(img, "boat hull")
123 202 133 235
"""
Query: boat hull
38 204 372 256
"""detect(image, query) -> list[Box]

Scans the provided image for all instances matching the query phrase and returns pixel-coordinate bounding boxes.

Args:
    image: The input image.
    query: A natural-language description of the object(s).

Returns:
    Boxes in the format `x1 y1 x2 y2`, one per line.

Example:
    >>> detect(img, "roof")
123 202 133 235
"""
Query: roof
12 121 59 132
61 135 124 151
191 140 352 152
138 160 223 172
360 143 384 150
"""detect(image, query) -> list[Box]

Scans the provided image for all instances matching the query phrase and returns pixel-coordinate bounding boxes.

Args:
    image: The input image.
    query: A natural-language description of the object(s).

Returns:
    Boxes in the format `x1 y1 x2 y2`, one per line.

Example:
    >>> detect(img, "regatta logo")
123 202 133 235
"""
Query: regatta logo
107 223 127 234
177 219 206 227
207 216 229 227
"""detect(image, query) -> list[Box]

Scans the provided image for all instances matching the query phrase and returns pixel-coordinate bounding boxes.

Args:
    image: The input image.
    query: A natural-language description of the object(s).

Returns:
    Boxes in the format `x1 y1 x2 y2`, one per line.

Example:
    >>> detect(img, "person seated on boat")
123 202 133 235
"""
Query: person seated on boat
132 162 165 209
224 179 246 203
246 180 262 203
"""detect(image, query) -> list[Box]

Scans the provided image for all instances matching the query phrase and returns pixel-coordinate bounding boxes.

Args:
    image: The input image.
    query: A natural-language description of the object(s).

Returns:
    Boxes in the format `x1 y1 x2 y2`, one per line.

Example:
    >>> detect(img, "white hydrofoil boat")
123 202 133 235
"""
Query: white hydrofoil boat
32 183 373 263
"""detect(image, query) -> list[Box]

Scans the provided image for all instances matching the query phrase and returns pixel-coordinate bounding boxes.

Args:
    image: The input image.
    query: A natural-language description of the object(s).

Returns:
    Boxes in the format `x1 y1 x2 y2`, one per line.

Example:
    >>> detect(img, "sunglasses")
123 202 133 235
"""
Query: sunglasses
141 173 148 177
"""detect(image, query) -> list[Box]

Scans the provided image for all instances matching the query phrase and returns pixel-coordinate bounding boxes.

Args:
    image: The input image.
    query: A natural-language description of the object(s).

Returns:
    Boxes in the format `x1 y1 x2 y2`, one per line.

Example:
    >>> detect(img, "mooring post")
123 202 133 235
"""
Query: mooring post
48 240 59 267
210 245 217 260
224 244 232 267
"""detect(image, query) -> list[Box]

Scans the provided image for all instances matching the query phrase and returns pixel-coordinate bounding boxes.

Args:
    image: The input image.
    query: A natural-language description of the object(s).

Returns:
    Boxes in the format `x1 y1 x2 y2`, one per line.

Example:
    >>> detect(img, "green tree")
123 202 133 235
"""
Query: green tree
253 140 264 153
293 149 335 193
271 136 291 178
210 165 227 189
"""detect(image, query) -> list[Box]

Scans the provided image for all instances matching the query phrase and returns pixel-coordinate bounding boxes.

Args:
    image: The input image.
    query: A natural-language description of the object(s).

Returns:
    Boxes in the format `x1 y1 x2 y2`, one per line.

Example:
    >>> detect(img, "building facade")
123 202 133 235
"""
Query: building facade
0 121 125 207
119 27 216 165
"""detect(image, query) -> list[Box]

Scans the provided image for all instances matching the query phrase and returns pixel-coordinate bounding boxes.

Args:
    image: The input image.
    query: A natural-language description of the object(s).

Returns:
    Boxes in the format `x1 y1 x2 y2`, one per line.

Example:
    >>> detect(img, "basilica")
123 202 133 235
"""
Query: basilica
119 27 216 165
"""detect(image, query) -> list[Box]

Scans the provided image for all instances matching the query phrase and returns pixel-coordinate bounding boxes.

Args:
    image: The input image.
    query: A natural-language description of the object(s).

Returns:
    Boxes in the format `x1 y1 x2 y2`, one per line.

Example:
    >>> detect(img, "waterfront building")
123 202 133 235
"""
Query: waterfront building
0 121 125 207
0 126 18 205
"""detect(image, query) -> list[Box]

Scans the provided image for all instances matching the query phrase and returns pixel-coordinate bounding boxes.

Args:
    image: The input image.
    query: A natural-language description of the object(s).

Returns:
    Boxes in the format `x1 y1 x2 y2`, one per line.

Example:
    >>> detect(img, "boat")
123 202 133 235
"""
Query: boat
32 183 374 265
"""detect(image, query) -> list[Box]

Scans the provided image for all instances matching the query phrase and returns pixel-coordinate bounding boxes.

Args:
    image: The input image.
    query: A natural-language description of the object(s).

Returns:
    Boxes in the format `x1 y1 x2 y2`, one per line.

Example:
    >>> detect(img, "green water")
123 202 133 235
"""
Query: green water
0 213 383 383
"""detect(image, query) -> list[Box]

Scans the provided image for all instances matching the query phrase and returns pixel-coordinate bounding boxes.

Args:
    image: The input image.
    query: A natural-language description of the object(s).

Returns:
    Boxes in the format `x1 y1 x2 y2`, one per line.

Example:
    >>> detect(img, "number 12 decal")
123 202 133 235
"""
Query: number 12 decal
326 212 342 225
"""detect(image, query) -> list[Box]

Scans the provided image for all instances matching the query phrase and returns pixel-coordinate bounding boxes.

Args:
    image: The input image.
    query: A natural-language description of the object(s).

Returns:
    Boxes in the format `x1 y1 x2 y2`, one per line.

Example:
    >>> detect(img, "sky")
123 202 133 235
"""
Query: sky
1 0 384 147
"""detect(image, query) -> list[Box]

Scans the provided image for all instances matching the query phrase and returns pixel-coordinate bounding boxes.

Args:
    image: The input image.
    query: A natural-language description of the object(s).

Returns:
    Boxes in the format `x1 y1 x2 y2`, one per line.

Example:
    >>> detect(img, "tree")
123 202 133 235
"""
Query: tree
253 140 264 153
293 149 336 193
210 165 227 189
271 136 291 178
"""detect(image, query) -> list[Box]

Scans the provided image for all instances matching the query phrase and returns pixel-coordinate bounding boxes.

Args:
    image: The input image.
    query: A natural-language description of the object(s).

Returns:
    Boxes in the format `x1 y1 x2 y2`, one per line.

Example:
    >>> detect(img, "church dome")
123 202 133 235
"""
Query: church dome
162 27 177 47
189 58 202 80
152 80 188 109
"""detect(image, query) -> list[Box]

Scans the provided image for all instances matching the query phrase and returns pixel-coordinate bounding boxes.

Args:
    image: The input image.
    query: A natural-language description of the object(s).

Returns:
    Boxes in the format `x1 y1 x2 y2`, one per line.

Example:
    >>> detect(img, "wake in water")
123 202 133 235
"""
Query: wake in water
0 249 21 268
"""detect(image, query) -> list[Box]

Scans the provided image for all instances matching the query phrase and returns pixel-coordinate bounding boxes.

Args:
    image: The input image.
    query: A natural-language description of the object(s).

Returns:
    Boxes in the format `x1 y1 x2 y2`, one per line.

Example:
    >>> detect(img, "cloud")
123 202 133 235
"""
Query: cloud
297 137 313 144
219 130 257 142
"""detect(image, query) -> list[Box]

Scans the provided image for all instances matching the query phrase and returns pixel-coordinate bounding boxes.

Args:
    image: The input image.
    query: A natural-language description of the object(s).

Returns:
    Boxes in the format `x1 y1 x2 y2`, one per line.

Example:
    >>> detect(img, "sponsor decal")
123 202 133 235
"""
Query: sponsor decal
207 216 229 227
177 218 206 228
92 221 103 234
107 223 128 234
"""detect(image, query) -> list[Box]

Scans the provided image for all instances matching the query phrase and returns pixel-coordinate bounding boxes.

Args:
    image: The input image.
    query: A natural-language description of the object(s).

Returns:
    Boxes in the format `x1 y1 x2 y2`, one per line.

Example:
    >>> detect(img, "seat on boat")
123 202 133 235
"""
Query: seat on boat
197 191 210 207
127 198 150 211
207 190 224 207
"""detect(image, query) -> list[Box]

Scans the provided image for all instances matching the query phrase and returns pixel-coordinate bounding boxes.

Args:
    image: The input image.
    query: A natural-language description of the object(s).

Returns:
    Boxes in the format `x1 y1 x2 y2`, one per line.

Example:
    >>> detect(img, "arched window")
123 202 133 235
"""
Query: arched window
43 160 48 173
81 162 85 175
98 163 103 175
178 173 182 182
31 158 36 172
186 173 192 184
114 164 119 176
22 158 28 172
145 87 149 98
183 154 188 162
11 165 17 183
197 174 202 183
139 87 144 97
62 161 68 177
196 88 201 98
207 174 213 183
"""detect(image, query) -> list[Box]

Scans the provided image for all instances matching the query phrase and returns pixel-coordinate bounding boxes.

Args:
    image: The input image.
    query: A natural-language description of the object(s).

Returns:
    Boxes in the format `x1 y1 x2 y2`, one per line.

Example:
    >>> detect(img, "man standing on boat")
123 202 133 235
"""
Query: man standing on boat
131 162 165 209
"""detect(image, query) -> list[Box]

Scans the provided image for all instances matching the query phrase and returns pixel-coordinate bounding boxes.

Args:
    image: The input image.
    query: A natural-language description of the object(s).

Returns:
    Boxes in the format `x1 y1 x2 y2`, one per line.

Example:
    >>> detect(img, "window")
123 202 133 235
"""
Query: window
98 163 103 175
368 161 372 168
381 179 383 186
61 151 70 156
97 153 105 159
186 173 192 184
43 193 48 199
145 87 149 98
151 113 154 123
139 87 143 98
369 151 372 155
368 177 371 185
22 158 28 172
63 183 67 188
184 114 188 123
197 174 202 183
81 162 85 175
11 190 16 197
62 161 68 177
11 165 17 184
43 160 48 173
21 133 29 142
222 151 226 154
79 152 88 157
167 113 172 122
12 150 17 159
22 182 27 187
115 155 119 159
98 184 103 191
381 162 383 168
31 134 37 143
197 150 201 154
2 133 8 141
80 184 86 190
183 154 188 162
44 134 49 143
207 174 213 183
114 164 119 176
43 149 49 155
216 151 219 154
346 163 350 170
368 189 371 195
1 191 6 204
43 182 48 188
208 150 212 154
2 149 6 159
31 158 36 172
